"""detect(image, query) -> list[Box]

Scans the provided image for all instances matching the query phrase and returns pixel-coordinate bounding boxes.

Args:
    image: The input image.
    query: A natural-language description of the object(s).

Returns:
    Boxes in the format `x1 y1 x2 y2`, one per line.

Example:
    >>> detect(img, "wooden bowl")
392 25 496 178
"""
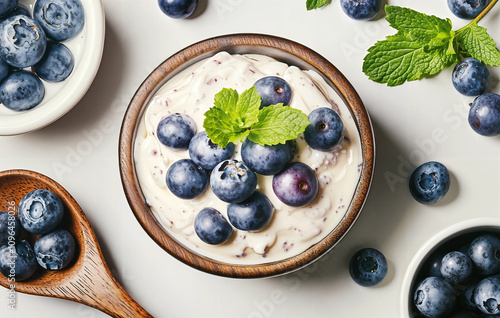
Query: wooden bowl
119 33 375 278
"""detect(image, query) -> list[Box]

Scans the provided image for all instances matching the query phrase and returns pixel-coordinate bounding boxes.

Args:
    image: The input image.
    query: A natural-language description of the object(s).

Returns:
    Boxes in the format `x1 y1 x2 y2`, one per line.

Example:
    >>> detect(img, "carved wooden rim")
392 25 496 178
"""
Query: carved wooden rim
119 33 375 278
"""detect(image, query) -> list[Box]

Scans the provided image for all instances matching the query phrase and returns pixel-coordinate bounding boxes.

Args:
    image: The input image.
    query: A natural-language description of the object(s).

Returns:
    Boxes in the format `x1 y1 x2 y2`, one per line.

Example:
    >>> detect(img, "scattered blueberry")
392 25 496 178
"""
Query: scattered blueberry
468 93 500 137
0 15 47 68
349 248 388 287
210 159 257 203
254 76 292 108
188 131 235 170
414 276 457 318
33 0 85 41
340 0 381 20
194 207 233 245
33 41 74 82
441 251 473 285
0 0 18 19
409 161 450 205
34 229 75 270
241 138 292 175
227 191 274 232
304 107 345 152
452 58 490 96
272 162 318 207
0 211 21 245
0 70 45 111
158 0 198 19
0 57 9 83
448 0 488 19
468 234 500 276
157 113 197 151
166 159 209 199
0 240 37 281
17 189 64 235
475 276 500 315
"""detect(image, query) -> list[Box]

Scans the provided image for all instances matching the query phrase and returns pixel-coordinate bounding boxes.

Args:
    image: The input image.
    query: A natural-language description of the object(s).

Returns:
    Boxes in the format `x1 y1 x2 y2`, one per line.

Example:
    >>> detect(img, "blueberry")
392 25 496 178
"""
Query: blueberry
0 15 47 68
17 189 64 235
33 41 74 82
459 281 480 311
166 159 209 199
0 0 17 19
409 161 450 205
304 107 345 152
414 276 457 318
0 57 9 83
158 0 198 19
475 276 500 315
468 93 500 137
452 58 490 96
0 70 45 111
0 240 37 281
210 159 257 203
34 229 75 270
33 0 85 41
449 311 480 318
448 0 488 19
4 4 30 19
241 138 292 175
349 248 388 287
227 191 274 232
468 234 500 276
441 251 473 285
0 211 21 245
157 113 197 151
254 76 292 108
194 208 232 245
340 0 381 20
188 131 235 170
272 162 318 207
426 250 446 278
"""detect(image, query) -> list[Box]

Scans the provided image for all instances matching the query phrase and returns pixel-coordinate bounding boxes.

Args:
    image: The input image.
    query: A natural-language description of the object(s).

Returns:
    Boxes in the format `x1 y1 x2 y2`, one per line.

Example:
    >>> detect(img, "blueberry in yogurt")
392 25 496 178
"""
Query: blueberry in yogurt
0 0 18 19
414 276 457 318
440 251 473 285
0 211 21 245
452 58 490 96
194 207 232 245
254 76 292 108
468 93 500 137
0 70 45 111
34 229 75 270
474 276 500 315
158 0 198 19
241 138 292 175
227 191 274 232
188 131 235 170
447 0 488 19
0 15 47 68
304 107 345 152
210 159 257 203
17 189 64 235
166 159 209 199
33 41 74 82
157 113 197 151
33 0 85 42
0 240 37 281
349 248 388 287
272 162 318 207
340 0 381 20
468 234 500 276
409 161 450 205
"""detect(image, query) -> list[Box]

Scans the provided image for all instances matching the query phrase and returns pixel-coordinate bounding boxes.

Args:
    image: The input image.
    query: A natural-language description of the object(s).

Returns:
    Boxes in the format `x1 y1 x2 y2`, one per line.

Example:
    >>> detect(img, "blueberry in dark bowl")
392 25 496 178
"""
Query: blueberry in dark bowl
0 15 47 68
210 159 257 203
452 58 490 96
33 41 74 82
158 0 199 19
166 159 209 199
304 107 345 152
194 207 232 245
241 138 292 175
157 113 197 151
0 240 37 281
414 276 457 318
0 0 18 19
272 162 318 207
34 229 76 270
349 248 388 287
474 276 500 315
340 0 381 21
468 234 500 276
17 189 64 235
33 0 85 42
468 93 500 137
254 76 292 109
0 211 21 245
227 191 274 232
440 251 473 285
188 131 235 170
409 161 450 205
448 0 488 19
0 70 45 111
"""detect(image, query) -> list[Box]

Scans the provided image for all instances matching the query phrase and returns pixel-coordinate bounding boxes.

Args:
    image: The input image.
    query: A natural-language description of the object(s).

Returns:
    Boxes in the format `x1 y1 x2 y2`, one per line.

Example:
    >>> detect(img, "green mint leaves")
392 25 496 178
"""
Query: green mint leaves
203 87 310 148
363 5 500 86
306 0 330 10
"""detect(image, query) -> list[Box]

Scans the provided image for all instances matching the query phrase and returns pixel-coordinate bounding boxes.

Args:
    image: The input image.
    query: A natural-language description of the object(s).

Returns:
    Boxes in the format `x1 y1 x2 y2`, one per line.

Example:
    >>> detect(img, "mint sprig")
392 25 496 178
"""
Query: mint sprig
306 0 330 10
203 87 310 148
363 4 500 86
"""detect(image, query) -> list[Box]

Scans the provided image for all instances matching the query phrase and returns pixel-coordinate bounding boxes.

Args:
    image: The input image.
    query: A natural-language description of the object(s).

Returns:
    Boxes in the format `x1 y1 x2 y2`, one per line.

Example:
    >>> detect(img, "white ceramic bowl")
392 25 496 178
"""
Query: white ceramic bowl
400 217 500 317
0 0 105 136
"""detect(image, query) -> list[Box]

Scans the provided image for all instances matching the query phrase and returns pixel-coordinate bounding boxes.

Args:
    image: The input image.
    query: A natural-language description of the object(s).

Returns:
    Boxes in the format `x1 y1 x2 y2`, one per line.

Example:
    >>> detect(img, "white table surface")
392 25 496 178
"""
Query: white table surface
2 0 500 317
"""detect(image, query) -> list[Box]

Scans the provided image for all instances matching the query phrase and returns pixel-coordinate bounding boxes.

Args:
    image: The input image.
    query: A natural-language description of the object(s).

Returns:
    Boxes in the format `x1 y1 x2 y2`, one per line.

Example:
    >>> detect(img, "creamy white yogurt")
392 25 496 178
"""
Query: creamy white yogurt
134 51 362 264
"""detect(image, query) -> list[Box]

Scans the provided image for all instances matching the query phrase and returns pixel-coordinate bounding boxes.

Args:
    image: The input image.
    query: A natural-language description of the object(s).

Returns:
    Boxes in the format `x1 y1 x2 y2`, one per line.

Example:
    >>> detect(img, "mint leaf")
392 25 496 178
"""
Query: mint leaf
248 104 310 146
456 22 500 66
203 106 246 148
235 86 261 128
306 0 330 10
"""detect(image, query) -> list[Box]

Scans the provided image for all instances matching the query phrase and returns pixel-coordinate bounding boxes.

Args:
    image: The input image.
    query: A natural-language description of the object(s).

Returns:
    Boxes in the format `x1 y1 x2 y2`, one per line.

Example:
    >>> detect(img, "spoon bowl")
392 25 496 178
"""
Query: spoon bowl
0 169 151 318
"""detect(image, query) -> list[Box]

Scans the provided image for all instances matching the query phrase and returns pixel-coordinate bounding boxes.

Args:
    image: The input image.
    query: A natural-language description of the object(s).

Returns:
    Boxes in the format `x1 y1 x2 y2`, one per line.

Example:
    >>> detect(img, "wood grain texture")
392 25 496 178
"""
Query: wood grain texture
119 33 375 278
0 169 152 318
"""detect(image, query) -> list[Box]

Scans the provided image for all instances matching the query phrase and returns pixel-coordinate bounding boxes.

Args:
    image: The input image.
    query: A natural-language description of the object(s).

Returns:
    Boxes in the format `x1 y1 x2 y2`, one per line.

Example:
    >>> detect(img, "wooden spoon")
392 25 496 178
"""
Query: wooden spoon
0 169 152 318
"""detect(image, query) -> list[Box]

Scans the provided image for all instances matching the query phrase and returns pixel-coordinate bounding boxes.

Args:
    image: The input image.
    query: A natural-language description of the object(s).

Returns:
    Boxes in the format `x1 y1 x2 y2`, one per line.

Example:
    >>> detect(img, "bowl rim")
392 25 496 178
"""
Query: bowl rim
0 0 106 136
400 217 500 317
118 33 375 278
